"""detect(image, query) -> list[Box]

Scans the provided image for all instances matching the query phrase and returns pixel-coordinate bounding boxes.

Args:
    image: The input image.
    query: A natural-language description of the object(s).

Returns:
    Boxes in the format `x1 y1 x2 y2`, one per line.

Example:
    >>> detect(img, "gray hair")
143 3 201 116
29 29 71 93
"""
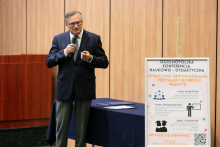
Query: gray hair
65 11 83 23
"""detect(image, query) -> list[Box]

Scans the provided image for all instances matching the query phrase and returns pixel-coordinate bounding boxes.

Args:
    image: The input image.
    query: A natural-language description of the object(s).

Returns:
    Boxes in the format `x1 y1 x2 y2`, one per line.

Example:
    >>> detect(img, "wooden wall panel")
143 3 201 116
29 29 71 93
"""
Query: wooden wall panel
163 0 217 146
110 0 162 103
27 0 64 54
65 0 110 99
27 0 64 102
216 0 220 146
0 0 26 55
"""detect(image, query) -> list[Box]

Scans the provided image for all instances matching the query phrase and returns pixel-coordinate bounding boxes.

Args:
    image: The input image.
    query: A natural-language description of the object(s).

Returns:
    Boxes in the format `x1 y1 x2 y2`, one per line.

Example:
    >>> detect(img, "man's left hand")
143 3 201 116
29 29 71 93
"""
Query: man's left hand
81 51 92 61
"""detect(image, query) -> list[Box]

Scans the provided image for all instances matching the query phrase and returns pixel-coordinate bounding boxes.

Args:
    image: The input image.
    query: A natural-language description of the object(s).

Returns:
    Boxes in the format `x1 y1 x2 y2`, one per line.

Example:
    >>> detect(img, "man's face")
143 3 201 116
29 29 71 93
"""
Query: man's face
66 14 83 36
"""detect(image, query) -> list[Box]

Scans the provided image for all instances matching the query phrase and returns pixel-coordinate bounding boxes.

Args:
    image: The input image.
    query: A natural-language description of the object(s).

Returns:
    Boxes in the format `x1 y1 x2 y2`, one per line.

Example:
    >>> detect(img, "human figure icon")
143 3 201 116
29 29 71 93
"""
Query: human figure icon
155 120 161 132
155 120 167 132
161 120 167 132
186 103 194 117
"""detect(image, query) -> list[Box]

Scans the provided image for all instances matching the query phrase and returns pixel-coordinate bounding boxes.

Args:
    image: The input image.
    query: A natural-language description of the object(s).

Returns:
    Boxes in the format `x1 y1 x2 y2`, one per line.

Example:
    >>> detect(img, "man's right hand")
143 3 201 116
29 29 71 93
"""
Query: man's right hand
64 44 76 55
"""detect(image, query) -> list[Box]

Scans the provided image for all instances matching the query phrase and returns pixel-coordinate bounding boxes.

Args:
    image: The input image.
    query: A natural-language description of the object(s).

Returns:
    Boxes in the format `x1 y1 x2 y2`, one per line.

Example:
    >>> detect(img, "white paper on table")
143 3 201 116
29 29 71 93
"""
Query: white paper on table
104 105 136 109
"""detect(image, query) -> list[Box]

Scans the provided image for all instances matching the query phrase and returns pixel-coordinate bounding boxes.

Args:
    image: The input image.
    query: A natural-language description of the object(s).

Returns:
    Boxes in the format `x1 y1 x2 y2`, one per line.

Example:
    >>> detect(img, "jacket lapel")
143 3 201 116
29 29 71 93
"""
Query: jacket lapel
74 30 89 64
64 31 71 47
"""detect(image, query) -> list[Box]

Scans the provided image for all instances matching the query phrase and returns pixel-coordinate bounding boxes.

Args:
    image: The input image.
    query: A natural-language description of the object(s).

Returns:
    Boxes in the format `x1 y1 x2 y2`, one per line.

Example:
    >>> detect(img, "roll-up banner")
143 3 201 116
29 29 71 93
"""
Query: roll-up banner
145 58 210 147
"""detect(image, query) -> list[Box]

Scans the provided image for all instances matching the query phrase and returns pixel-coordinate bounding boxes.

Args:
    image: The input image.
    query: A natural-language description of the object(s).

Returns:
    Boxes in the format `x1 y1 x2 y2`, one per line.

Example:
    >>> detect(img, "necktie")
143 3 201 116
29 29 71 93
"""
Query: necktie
73 36 78 61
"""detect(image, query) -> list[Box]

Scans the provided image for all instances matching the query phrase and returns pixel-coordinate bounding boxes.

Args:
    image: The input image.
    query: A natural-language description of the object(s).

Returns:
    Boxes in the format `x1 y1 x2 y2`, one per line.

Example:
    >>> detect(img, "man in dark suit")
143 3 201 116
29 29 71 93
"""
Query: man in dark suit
46 10 108 147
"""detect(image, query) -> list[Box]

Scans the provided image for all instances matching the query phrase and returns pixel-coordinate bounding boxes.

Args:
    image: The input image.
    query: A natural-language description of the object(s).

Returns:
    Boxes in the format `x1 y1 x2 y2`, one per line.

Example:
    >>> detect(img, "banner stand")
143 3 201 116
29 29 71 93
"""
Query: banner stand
145 58 210 147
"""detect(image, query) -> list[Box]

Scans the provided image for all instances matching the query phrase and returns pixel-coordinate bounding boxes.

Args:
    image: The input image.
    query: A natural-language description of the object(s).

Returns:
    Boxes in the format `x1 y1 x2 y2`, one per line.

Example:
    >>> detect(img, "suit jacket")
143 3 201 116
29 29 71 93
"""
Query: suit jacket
46 30 108 101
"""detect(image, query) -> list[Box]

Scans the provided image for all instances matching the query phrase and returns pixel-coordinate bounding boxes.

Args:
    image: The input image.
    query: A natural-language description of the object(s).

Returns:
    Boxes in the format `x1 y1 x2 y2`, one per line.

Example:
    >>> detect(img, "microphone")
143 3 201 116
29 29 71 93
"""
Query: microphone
69 36 77 57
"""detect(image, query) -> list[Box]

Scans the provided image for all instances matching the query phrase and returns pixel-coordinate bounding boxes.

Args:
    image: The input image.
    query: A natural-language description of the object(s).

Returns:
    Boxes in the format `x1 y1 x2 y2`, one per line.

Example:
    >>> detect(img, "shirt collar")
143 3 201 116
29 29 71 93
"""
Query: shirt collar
70 28 84 40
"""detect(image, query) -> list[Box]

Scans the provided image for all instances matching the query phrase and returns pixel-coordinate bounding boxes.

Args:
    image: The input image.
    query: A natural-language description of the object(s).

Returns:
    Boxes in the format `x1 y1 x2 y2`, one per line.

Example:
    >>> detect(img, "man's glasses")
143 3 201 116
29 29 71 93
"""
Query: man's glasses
68 21 82 27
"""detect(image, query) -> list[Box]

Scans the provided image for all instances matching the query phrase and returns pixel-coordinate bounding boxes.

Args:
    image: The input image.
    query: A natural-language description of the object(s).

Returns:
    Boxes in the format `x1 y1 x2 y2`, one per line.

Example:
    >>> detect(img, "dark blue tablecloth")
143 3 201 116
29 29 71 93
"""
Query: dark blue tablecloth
46 98 145 147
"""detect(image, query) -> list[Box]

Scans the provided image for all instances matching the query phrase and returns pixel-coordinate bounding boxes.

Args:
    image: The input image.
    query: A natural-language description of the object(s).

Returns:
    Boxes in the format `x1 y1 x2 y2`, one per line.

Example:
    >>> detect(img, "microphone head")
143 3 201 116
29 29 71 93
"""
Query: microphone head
71 36 77 44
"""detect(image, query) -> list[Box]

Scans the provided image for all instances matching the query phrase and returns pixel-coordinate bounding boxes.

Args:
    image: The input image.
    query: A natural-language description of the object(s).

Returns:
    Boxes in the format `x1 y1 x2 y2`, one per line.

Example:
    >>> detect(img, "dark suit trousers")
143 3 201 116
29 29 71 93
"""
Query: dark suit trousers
56 97 92 147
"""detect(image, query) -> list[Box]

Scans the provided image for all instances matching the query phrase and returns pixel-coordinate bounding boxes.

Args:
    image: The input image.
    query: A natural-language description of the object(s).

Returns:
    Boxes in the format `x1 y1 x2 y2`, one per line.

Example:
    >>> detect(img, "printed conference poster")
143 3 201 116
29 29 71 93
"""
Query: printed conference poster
145 58 210 146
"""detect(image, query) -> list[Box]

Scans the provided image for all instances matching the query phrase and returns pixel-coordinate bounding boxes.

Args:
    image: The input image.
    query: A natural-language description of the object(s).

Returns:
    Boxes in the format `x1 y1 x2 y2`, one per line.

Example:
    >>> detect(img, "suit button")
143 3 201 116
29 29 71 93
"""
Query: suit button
71 77 73 80
73 66 75 68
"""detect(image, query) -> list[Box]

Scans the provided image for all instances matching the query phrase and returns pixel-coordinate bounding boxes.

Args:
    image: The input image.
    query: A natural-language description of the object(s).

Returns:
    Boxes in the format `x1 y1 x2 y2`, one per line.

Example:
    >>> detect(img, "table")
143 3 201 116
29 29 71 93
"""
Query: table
46 98 145 147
